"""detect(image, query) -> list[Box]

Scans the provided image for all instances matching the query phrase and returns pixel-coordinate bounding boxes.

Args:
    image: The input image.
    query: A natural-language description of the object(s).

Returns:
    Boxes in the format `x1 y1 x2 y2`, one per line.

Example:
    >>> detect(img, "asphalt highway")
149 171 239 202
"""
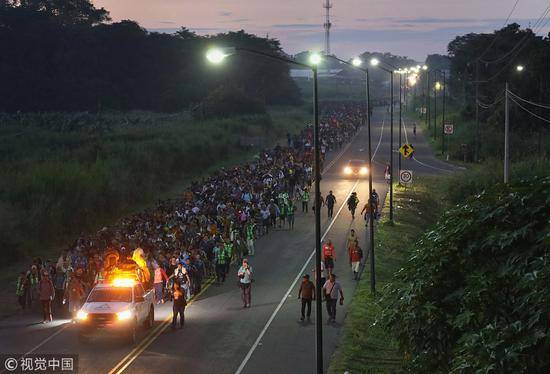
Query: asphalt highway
0 107 462 374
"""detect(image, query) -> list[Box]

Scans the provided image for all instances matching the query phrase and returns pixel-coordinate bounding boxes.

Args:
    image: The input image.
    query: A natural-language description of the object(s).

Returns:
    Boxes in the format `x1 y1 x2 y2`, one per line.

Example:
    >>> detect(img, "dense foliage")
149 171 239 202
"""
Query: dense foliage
0 1 301 112
193 86 266 119
383 177 550 373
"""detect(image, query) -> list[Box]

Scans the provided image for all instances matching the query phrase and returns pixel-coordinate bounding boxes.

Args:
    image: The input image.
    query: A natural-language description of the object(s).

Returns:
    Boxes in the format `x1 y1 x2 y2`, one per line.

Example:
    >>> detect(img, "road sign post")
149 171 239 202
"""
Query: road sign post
444 123 454 135
399 170 413 185
399 143 415 159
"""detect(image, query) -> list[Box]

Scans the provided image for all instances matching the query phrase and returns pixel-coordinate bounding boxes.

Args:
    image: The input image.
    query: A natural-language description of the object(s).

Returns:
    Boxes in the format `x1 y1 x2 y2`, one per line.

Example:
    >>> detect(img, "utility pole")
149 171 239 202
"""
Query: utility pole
504 82 509 184
323 0 332 55
433 75 437 139
426 72 430 130
475 61 480 162
441 71 446 155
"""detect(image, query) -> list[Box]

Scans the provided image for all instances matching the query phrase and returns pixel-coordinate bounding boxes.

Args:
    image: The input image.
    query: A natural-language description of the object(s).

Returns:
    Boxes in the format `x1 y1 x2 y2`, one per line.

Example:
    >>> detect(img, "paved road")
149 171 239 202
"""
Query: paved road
0 107 461 374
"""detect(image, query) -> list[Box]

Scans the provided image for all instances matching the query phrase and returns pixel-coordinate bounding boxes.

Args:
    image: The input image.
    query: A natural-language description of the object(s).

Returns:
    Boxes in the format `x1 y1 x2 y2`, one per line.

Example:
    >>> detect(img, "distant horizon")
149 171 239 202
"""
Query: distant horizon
93 0 550 61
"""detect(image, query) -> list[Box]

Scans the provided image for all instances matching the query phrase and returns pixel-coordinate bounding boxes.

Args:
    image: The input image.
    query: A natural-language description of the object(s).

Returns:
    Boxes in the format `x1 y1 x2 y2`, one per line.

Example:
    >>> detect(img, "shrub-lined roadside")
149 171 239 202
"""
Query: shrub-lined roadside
328 178 445 374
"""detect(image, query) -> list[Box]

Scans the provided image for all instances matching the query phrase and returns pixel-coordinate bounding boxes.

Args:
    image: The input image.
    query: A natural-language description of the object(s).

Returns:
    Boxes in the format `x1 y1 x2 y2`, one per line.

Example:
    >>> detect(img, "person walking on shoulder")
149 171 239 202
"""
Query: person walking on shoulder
301 188 310 213
287 200 297 230
297 274 315 322
322 239 336 277
325 190 336 218
347 192 359 219
39 271 55 323
348 240 363 280
323 274 344 324
238 259 253 308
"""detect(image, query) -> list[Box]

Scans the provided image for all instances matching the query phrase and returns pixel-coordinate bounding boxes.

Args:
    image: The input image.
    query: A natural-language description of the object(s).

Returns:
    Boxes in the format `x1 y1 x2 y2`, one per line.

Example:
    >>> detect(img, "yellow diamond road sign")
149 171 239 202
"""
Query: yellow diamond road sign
399 143 414 158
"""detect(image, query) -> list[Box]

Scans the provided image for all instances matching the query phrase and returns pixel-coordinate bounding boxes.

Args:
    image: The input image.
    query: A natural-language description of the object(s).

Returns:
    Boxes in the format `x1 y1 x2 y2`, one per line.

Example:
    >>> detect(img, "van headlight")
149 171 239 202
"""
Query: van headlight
360 167 369 175
76 310 88 321
344 166 352 174
117 310 133 321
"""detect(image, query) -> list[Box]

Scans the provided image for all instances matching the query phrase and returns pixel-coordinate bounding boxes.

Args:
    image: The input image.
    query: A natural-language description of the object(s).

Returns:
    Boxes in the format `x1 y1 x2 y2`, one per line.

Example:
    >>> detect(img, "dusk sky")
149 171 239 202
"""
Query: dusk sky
93 0 550 61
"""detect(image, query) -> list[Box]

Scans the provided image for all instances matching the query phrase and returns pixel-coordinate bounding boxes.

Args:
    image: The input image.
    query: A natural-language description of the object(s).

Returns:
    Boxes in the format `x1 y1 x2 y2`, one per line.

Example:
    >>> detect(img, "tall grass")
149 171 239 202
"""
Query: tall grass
0 107 309 263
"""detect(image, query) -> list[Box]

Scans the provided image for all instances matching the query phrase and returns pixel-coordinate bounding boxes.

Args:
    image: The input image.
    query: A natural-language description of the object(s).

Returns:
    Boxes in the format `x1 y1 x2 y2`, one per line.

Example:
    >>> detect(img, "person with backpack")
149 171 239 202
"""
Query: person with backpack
323 273 344 324
325 190 336 218
347 192 359 219
237 259 253 308
348 240 363 280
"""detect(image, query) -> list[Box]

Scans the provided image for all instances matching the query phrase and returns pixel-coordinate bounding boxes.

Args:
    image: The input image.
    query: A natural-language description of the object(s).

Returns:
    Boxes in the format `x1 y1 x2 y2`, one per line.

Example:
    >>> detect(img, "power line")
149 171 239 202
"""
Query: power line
508 89 550 109
477 0 522 62
509 95 550 124
477 91 505 108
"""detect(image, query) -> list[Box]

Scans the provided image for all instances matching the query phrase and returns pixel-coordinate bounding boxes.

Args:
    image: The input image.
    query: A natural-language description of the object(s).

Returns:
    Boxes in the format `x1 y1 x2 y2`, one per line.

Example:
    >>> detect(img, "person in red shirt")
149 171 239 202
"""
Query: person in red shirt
348 239 363 280
322 239 335 277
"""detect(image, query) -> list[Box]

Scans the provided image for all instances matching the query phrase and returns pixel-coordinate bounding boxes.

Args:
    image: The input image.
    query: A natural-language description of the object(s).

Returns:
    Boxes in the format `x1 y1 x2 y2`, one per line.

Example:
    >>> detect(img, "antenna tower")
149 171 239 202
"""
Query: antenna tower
323 0 332 55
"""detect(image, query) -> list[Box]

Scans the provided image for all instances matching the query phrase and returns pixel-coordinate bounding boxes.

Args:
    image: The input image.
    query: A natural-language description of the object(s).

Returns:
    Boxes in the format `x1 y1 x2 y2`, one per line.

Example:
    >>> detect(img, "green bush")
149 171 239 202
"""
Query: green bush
383 177 550 373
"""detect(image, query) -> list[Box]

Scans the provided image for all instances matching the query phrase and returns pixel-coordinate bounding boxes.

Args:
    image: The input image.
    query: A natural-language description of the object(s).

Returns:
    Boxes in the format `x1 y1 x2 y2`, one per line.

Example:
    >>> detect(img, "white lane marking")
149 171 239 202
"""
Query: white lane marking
402 118 409 145
235 180 360 374
371 118 385 161
0 324 71 374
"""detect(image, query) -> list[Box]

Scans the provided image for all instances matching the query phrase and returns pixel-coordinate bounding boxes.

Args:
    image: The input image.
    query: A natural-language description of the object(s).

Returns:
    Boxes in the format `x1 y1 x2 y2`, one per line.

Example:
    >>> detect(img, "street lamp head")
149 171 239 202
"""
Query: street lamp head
422 65 428 71
206 47 236 64
309 52 322 66
516 65 524 72
370 58 379 67
352 57 362 67
435 81 442 91
408 75 418 86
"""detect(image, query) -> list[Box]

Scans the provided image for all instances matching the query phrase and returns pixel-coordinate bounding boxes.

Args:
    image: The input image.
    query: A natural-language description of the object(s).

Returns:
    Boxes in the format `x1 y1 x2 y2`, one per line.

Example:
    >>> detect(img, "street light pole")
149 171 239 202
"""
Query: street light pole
441 71 446 155
398 73 402 175
205 47 324 374
389 70 394 222
312 65 323 373
433 75 437 140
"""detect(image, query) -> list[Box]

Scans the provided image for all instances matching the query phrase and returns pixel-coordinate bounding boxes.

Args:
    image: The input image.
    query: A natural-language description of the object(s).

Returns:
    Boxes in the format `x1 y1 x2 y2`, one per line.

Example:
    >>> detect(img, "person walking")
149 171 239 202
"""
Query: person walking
323 274 344 324
287 199 296 230
348 240 363 280
153 263 169 304
413 123 417 137
213 242 227 284
237 259 253 308
347 192 359 219
15 271 27 311
65 270 85 319
301 188 310 213
322 239 336 277
245 221 255 255
297 274 315 321
38 271 55 323
384 164 391 184
326 190 336 218
171 281 186 330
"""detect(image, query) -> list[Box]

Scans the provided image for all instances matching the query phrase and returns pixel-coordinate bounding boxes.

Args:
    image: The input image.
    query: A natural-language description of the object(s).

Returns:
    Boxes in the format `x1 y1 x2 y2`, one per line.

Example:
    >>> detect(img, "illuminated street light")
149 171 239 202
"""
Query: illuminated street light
310 52 323 65
516 65 524 72
435 81 442 91
206 47 235 64
422 65 428 70
370 58 379 66
408 75 418 86
352 57 362 67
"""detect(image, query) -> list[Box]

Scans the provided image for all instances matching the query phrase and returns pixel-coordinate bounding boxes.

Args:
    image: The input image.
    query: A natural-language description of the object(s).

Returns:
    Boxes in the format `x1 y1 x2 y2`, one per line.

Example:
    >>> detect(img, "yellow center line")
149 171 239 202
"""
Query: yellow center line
108 277 216 374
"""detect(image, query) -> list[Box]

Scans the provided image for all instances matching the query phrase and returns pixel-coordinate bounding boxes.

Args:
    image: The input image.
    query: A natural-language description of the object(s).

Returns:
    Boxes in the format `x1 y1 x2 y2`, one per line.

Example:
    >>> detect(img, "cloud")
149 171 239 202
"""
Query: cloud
272 23 320 29
395 17 474 24
158 21 175 25
218 11 232 17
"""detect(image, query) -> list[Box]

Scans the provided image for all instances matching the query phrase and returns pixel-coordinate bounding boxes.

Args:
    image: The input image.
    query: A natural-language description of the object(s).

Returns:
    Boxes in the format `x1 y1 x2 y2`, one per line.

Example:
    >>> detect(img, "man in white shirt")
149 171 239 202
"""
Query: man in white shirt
322 273 344 324
238 259 253 308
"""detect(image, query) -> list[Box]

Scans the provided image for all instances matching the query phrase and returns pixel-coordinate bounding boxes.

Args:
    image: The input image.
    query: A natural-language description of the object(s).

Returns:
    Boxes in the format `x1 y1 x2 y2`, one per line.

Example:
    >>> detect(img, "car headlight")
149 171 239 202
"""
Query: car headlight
76 310 88 321
117 310 133 321
344 166 352 174
360 167 369 175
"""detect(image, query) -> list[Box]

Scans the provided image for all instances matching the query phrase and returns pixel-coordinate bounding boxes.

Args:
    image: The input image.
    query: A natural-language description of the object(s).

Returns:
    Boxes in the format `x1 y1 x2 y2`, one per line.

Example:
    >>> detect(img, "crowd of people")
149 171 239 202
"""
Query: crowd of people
15 103 363 323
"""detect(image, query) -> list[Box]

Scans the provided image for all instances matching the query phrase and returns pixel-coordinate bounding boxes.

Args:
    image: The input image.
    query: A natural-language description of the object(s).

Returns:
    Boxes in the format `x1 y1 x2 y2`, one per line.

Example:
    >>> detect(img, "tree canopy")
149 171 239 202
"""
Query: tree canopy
0 1 301 113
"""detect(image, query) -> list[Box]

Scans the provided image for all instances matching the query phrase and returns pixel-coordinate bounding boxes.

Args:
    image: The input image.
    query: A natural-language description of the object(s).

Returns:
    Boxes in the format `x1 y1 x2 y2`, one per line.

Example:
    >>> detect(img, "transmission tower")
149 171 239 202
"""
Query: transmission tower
323 0 332 55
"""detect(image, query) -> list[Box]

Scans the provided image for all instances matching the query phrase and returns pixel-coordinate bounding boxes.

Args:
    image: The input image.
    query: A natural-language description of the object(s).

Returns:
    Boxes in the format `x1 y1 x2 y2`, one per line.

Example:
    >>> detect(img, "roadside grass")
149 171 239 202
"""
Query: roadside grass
0 105 309 318
328 178 445 374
